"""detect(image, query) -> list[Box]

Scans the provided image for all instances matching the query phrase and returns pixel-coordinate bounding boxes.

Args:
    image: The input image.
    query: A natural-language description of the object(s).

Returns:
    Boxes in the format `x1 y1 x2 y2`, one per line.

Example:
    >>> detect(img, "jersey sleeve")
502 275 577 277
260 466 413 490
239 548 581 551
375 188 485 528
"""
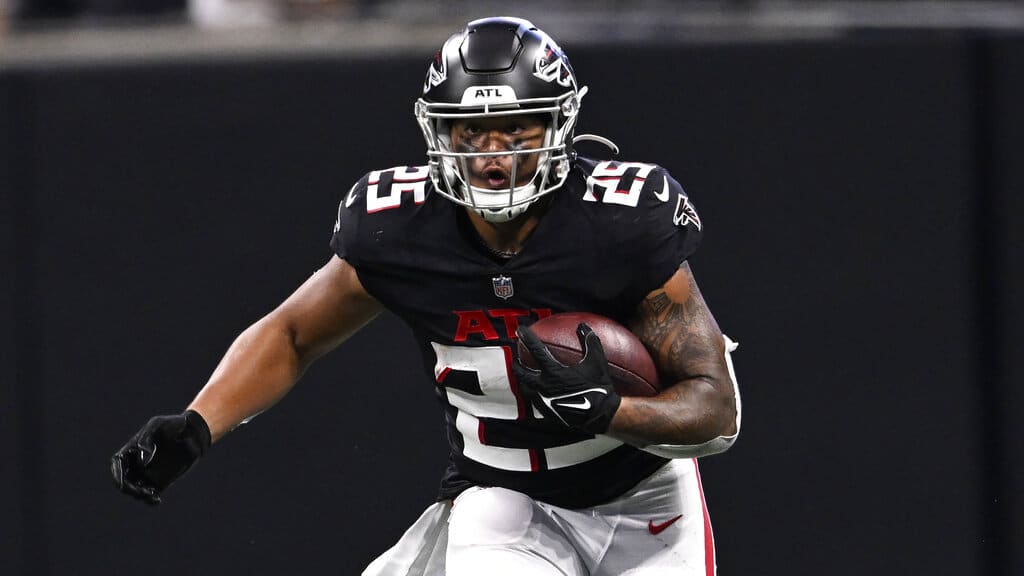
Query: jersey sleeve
635 166 704 292
329 173 371 263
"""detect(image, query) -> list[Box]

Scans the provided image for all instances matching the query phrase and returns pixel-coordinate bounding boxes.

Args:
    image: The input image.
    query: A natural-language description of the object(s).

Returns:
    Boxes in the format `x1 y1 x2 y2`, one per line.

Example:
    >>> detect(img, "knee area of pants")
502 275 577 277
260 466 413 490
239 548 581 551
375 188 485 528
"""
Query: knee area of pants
448 487 535 546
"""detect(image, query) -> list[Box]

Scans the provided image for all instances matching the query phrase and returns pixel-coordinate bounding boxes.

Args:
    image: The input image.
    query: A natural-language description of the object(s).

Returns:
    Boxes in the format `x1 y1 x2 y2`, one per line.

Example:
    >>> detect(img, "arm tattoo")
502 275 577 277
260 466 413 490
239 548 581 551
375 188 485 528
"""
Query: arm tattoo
645 292 673 318
632 263 722 383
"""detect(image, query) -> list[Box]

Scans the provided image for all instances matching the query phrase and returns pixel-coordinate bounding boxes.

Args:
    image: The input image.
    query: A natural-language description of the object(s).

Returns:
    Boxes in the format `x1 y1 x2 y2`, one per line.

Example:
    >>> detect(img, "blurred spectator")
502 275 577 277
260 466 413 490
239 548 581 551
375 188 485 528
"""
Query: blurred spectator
188 0 278 27
0 0 15 32
188 0 355 27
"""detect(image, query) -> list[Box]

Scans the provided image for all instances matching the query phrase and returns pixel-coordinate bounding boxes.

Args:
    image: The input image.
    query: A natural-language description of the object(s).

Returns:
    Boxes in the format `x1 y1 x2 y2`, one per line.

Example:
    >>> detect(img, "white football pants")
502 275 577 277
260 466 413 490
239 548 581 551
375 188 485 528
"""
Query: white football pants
362 458 717 576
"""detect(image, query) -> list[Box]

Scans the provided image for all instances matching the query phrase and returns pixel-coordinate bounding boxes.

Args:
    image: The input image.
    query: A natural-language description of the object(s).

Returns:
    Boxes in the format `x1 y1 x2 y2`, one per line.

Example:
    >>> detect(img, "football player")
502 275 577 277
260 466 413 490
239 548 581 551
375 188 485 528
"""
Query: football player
112 17 742 576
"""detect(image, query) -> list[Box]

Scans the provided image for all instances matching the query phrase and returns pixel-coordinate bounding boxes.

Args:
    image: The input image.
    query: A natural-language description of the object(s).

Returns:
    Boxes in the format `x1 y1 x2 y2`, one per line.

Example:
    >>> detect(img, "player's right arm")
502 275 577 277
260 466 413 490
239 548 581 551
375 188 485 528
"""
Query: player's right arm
111 255 383 504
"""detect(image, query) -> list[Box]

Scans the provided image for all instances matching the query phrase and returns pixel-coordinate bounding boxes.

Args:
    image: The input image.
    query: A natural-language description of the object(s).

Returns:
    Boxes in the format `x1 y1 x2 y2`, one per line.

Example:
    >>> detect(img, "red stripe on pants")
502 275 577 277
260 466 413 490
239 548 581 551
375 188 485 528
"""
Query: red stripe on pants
693 459 716 576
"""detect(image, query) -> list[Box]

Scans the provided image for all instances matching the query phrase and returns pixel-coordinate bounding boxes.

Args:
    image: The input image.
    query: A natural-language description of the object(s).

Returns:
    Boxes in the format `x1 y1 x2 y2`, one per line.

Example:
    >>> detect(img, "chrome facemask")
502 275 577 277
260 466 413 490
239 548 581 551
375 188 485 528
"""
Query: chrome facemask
416 87 585 222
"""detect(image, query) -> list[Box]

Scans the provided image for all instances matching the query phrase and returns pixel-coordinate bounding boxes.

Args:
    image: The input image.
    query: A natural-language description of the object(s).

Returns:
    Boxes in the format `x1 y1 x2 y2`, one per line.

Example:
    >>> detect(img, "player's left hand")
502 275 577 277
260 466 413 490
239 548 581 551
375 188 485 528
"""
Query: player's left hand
513 323 621 434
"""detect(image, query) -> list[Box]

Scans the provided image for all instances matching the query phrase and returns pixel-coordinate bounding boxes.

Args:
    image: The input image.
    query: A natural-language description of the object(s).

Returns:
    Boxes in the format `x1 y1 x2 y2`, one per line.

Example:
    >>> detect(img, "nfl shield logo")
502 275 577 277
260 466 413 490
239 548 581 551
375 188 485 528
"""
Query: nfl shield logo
492 275 514 300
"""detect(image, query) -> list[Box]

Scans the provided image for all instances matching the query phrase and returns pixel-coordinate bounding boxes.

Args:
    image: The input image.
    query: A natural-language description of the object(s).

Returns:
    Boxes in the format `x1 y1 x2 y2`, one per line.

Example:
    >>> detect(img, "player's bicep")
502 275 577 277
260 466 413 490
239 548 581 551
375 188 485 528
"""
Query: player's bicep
629 262 725 386
271 255 384 364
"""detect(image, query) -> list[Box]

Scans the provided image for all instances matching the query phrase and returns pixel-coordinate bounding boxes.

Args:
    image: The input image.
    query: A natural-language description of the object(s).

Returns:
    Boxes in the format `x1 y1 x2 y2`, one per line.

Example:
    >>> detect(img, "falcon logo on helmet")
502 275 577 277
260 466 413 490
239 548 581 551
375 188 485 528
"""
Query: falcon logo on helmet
422 37 455 94
533 42 576 89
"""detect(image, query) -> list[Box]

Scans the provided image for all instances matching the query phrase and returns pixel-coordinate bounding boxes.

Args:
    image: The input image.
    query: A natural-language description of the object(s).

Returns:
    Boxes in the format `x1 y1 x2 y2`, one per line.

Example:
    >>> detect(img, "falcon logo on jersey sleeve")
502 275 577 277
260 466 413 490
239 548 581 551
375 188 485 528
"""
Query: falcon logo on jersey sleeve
673 194 702 231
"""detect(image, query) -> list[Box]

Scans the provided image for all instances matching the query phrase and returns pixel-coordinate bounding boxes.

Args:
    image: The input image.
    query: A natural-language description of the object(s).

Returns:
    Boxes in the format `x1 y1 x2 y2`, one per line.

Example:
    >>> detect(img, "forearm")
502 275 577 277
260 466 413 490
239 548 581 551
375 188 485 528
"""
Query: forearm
188 315 304 442
607 333 741 457
606 375 737 448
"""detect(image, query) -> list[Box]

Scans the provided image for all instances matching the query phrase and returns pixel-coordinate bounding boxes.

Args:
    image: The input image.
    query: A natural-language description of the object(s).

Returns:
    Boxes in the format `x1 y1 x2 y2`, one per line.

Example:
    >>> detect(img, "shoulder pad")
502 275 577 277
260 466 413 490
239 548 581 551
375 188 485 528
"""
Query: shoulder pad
331 165 432 263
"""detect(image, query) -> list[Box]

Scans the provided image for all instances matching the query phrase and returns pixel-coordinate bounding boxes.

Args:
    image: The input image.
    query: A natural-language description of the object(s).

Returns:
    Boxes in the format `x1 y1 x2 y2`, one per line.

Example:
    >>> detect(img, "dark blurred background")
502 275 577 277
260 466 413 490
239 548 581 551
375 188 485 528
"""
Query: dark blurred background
2 1 1022 575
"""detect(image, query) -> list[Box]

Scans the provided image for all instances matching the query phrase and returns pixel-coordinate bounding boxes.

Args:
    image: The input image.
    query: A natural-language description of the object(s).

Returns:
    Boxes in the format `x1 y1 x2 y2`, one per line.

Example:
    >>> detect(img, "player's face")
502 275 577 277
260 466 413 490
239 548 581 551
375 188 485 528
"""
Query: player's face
449 115 547 190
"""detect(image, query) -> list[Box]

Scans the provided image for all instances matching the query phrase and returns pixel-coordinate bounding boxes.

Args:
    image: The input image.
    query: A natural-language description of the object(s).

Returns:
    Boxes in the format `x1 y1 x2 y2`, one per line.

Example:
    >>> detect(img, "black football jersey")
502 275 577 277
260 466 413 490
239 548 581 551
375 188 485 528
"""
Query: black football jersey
330 157 703 509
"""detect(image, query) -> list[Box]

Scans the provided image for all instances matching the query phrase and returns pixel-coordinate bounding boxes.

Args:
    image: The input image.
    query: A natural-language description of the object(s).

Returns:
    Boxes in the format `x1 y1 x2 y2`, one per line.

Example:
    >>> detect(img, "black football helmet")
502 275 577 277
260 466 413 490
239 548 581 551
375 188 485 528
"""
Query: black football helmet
416 17 588 222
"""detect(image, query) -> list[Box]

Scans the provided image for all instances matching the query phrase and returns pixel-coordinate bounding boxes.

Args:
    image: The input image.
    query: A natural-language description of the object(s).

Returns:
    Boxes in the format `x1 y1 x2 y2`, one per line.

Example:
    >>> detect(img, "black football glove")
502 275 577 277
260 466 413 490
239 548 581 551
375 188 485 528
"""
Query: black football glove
513 323 621 434
111 410 211 505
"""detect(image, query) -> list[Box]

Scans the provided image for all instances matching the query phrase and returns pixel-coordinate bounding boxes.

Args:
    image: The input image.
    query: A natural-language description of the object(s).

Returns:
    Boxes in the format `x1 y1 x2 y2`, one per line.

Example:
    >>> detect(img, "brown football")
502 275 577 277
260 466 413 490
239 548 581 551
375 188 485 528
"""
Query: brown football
517 312 661 397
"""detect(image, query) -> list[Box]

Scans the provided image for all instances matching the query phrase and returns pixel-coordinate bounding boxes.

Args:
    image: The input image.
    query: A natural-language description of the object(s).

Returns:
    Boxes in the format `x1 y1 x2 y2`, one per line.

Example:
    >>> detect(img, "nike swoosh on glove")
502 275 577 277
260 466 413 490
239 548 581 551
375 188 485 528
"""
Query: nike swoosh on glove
513 322 621 434
111 410 211 505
